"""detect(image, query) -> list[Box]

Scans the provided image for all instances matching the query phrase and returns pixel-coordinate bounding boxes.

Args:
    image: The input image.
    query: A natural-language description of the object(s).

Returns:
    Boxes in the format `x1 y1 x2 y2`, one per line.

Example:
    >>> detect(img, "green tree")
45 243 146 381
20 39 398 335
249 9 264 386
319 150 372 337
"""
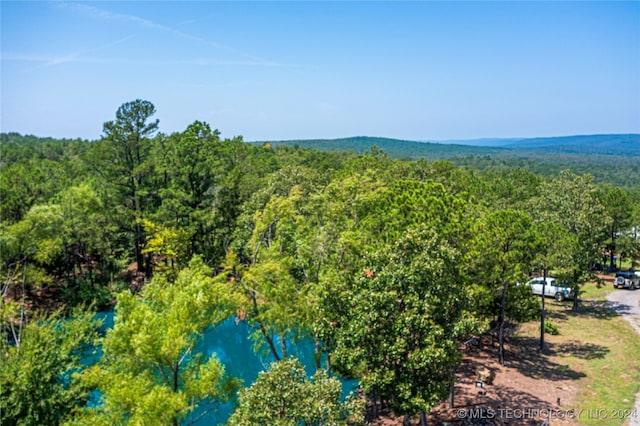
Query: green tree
291 170 389 373
55 183 113 299
153 121 224 261
227 357 364 426
602 186 634 269
467 209 536 364
68 257 240 426
480 167 542 210
364 179 468 248
530 222 576 350
229 186 315 361
0 310 99 426
534 170 606 310
141 218 191 272
0 160 67 225
1 182 113 307
92 99 159 273
333 226 477 425
230 164 326 261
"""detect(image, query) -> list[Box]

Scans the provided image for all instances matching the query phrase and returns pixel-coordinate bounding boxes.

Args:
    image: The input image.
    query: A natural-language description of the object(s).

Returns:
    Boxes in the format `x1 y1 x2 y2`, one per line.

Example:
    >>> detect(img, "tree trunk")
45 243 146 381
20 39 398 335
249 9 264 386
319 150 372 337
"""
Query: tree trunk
249 290 281 361
540 269 546 351
419 410 428 426
609 234 616 270
172 363 179 426
499 281 507 365
315 339 321 372
371 389 378 418
281 336 287 359
403 414 412 426
610 250 615 270
64 243 73 287
260 322 280 361
134 220 145 273
85 244 93 280
572 270 580 312
450 367 456 408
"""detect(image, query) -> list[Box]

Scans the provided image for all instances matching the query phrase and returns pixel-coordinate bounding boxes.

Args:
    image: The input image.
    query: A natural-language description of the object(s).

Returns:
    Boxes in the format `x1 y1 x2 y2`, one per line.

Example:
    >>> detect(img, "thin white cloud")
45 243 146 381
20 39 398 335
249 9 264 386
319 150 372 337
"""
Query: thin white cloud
174 80 262 90
43 35 134 66
176 18 199 26
58 2 290 67
161 58 298 68
1 53 295 69
176 15 215 27
1 35 133 67
318 102 338 112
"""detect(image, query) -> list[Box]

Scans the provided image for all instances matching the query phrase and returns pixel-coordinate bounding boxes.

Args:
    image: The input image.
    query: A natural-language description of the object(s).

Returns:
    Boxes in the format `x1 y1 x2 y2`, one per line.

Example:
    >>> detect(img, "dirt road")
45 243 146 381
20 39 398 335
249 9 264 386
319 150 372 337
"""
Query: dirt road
606 288 640 426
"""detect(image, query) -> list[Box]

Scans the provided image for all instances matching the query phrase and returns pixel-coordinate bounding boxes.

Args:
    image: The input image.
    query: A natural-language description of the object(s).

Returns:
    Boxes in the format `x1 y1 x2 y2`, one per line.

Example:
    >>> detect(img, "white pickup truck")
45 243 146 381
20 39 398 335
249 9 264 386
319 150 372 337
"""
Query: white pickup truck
524 277 575 302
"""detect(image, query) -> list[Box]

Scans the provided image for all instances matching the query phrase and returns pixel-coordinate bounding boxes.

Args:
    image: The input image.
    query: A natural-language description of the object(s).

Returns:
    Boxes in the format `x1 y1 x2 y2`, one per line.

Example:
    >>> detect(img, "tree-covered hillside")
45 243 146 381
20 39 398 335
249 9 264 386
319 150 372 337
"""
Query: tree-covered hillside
251 136 508 160
503 133 640 154
252 134 640 190
2 101 639 426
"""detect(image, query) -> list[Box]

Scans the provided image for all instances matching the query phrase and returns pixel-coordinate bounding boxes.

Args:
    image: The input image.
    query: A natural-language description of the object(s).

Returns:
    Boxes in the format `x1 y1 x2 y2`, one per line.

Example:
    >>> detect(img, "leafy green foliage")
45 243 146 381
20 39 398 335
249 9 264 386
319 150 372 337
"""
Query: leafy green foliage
152 121 224 261
533 171 607 308
259 134 640 189
2 108 638 425
0 310 99 426
466 209 537 320
333 226 478 418
466 209 538 364
601 186 635 268
544 320 560 336
227 357 364 426
91 99 159 273
1 181 114 307
254 136 508 160
228 186 317 360
67 257 240 425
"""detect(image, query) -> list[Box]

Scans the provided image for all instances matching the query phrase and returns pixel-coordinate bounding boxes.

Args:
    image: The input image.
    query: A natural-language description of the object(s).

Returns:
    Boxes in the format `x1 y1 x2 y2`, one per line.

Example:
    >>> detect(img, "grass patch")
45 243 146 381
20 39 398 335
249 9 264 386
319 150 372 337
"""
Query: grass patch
515 284 640 426
579 279 614 301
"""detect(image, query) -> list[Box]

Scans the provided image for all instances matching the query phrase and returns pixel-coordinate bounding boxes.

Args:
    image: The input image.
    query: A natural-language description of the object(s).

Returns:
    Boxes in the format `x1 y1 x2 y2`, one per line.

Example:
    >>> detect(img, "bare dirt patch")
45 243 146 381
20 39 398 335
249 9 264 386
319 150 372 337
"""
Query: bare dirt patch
369 336 581 425
368 274 640 425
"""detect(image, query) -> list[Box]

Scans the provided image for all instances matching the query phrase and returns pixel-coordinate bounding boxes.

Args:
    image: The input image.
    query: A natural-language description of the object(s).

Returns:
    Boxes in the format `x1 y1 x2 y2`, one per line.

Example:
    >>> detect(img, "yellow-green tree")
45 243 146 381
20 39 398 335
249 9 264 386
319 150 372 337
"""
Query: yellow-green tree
0 310 99 426
67 257 240 426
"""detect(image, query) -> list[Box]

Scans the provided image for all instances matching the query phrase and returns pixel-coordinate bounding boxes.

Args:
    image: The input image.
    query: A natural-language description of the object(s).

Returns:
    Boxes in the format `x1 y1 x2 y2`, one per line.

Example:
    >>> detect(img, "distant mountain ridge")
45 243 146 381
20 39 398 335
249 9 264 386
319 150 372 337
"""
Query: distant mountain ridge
422 138 523 147
425 134 639 150
252 136 508 160
502 134 639 149
501 134 640 156
253 134 640 158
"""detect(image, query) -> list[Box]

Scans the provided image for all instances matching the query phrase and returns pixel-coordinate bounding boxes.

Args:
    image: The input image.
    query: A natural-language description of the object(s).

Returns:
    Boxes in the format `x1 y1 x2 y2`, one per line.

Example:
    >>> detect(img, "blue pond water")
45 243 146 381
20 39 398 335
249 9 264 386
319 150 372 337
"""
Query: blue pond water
93 312 356 425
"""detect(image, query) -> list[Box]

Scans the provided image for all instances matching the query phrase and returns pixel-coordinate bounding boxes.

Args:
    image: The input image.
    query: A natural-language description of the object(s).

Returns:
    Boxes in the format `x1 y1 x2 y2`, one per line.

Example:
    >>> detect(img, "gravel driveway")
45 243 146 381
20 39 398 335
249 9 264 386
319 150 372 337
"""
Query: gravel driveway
606 288 640 426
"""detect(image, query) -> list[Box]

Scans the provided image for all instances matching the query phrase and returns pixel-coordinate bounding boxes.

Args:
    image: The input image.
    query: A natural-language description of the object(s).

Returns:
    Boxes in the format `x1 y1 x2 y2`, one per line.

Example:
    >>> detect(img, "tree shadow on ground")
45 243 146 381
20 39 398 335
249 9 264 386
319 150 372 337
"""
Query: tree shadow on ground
575 299 631 319
427 354 568 426
546 340 610 360
545 309 569 321
506 336 598 381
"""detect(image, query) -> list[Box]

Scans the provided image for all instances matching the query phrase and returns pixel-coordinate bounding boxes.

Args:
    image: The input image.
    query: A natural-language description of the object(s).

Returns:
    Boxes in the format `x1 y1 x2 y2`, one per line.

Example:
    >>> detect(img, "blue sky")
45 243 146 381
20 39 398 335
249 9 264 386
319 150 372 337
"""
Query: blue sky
1 1 639 141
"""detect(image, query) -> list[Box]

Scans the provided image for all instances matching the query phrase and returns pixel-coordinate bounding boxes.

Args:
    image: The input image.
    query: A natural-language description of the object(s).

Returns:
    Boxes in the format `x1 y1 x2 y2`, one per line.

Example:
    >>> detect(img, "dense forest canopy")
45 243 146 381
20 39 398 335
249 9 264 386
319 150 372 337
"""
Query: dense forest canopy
1 100 639 425
250 134 640 192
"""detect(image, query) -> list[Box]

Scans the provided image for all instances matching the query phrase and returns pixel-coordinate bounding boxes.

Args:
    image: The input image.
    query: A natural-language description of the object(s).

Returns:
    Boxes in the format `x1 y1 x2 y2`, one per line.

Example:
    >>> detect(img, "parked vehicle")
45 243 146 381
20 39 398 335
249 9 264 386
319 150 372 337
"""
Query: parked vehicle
523 277 575 302
613 271 639 290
